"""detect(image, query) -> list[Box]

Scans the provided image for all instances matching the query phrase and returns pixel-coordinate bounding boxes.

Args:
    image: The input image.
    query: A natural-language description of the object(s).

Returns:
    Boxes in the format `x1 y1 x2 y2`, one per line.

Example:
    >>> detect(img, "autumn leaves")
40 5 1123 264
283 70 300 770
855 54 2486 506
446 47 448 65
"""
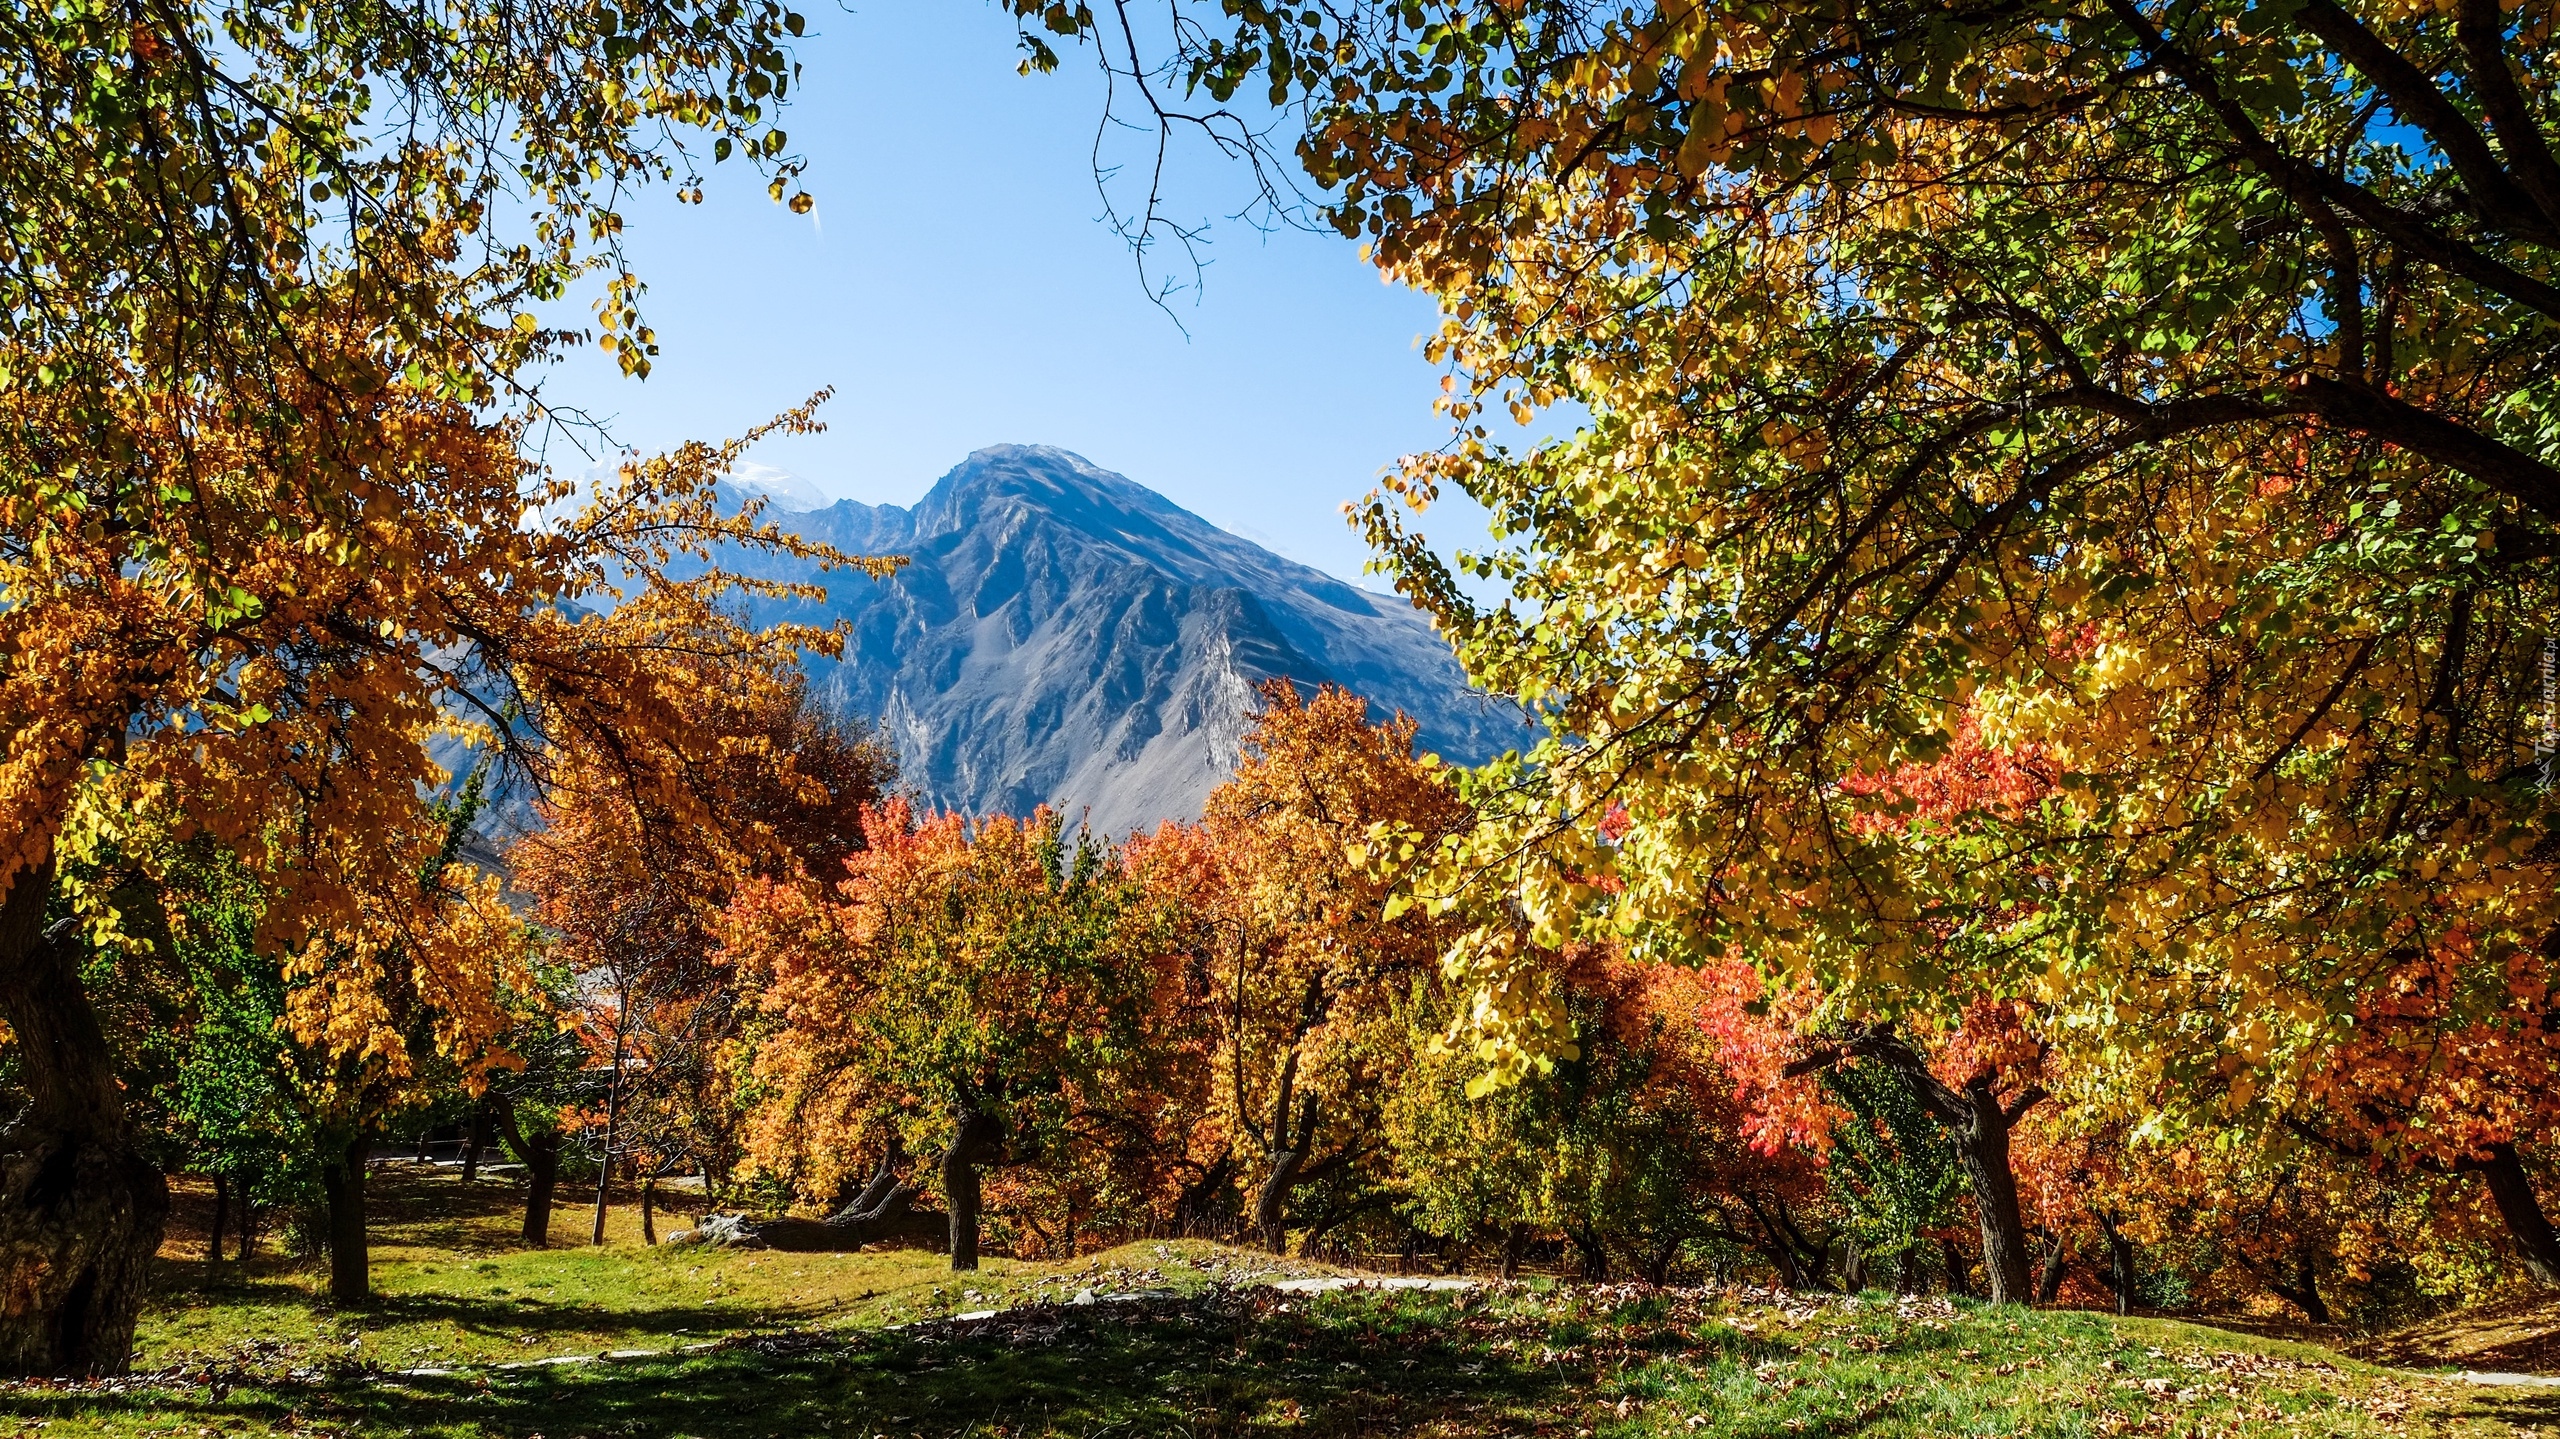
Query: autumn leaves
988 0 2560 1319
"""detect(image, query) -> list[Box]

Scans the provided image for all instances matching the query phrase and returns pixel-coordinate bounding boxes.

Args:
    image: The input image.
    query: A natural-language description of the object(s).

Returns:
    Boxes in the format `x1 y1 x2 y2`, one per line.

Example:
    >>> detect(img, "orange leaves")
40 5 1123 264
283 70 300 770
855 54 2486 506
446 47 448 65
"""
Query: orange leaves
724 802 1200 1219
0 292 895 1109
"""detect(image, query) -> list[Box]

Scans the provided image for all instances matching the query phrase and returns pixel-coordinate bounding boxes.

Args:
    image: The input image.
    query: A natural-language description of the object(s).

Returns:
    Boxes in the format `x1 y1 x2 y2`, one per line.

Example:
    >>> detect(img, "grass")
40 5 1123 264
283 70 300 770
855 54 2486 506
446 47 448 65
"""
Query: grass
4 1167 2547 1437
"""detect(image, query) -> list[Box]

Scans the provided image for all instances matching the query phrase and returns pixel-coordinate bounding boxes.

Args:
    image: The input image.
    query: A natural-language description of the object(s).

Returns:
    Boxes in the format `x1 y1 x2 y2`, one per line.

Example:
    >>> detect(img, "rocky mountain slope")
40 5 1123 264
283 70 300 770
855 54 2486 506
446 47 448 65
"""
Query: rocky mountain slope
746 445 1522 835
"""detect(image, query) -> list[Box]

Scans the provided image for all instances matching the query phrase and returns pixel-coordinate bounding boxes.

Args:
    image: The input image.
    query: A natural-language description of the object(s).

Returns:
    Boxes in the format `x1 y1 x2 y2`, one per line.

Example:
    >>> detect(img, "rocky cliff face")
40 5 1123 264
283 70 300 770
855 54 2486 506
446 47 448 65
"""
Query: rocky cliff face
751 445 1521 835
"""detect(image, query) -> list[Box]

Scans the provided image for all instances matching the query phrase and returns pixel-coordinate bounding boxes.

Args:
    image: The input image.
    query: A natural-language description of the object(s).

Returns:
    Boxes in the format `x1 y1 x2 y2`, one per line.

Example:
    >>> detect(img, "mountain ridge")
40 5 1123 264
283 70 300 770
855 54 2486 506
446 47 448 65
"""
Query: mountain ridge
749 445 1520 835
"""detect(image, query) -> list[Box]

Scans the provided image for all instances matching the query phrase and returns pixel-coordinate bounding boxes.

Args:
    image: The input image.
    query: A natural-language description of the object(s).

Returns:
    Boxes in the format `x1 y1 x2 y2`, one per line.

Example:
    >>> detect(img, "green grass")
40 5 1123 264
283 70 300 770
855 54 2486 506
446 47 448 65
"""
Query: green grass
4 1169 2546 1437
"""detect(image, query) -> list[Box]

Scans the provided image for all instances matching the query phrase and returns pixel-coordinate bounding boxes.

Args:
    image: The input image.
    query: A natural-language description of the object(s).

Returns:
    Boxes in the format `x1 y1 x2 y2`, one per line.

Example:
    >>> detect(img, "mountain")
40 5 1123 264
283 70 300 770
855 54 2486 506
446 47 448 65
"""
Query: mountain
745 445 1523 836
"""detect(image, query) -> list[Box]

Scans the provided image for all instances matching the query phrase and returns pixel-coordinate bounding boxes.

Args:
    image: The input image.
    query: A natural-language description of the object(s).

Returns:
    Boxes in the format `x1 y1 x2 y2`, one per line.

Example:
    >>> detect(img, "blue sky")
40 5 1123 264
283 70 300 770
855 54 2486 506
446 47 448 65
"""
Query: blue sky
524 0 1533 588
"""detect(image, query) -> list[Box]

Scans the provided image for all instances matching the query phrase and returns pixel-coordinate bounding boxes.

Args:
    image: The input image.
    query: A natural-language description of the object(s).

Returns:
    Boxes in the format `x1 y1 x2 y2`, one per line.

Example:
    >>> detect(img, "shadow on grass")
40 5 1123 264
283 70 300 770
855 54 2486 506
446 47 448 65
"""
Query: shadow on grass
7 1294 1588 1439
357 1289 835 1342
2418 1386 2560 1429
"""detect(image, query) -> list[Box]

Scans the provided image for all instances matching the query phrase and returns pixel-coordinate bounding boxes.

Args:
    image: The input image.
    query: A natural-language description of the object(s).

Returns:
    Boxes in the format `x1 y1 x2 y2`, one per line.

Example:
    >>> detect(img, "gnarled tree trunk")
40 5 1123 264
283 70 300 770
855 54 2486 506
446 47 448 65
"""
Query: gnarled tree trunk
319 1132 370 1307
490 1099 563 1247
2098 1211 2137 1315
750 1142 947 1251
1170 1148 1239 1239
2464 1143 2560 1286
461 1101 493 1185
0 860 169 1376
1791 1023 2044 1304
1245 974 1329 1256
1950 1077 2038 1305
1941 1237 1972 1298
1566 1224 1609 1281
2035 1229 2071 1304
942 1105 1008 1271
2269 1246 2331 1326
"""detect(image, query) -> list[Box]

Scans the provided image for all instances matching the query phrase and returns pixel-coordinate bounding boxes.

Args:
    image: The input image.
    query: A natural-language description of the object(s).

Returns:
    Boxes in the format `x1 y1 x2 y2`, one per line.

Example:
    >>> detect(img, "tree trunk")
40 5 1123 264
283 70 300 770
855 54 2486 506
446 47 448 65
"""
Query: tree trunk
2098 1212 2136 1316
488 1099 563 1248
1952 1079 2037 1305
2470 1144 2560 1286
2271 1250 2330 1325
1840 1239 1867 1295
1567 1225 1609 1281
640 1177 657 1246
1808 1025 2044 1304
590 995 632 1247
941 1105 1007 1272
414 1127 431 1164
745 1148 946 1252
1254 1144 1307 1255
524 1131 561 1247
207 1173 230 1264
1739 1191 1821 1291
2035 1229 2071 1304
1941 1237 1971 1298
1500 1224 1527 1281
235 1171 258 1260
1170 1148 1238 1240
319 1133 369 1308
461 1102 492 1185
0 859 169 1376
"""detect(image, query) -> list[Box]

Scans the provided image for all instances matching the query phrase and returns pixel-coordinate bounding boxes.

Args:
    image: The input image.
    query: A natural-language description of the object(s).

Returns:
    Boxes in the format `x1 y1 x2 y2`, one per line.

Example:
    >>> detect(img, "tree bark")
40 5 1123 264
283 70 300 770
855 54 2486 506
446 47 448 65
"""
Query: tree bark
319 1133 370 1308
234 1171 257 1260
591 1020 627 1247
1170 1148 1239 1239
747 1154 945 1252
1738 1189 1827 1291
1952 1078 2037 1305
2098 1212 2137 1316
1254 1141 1309 1255
640 1177 657 1245
207 1173 230 1264
1566 1225 1609 1281
1794 1024 2042 1304
1499 1224 1527 1281
2035 1229 2070 1304
941 1105 1007 1272
489 1100 562 1248
2271 1250 2331 1325
2465 1143 2560 1286
461 1102 492 1185
0 859 169 1375
1941 1237 1972 1298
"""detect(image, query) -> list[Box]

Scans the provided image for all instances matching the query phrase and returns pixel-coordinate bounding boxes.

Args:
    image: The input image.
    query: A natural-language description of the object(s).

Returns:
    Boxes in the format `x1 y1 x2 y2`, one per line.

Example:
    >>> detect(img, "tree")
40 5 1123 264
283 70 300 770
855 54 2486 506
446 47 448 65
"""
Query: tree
515 676 894 1245
6 0 844 1364
727 804 1184 1269
1187 682 1472 1254
7 0 813 434
0 311 882 1369
1817 1059 1972 1296
1013 0 2560 1303
1391 949 1785 1285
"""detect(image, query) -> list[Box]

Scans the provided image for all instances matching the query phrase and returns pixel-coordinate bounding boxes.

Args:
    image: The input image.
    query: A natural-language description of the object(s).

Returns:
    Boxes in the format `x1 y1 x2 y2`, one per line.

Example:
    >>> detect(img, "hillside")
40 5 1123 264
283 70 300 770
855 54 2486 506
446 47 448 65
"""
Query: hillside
741 445 1525 835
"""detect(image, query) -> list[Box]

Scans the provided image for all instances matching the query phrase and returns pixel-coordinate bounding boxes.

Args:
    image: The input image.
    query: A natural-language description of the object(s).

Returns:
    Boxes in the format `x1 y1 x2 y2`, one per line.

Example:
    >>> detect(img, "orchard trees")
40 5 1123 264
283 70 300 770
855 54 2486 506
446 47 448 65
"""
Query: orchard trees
1007 0 2560 1301
0 317 883 1365
516 678 893 1243
727 804 1187 1269
1 0 856 1363
1190 682 1472 1253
